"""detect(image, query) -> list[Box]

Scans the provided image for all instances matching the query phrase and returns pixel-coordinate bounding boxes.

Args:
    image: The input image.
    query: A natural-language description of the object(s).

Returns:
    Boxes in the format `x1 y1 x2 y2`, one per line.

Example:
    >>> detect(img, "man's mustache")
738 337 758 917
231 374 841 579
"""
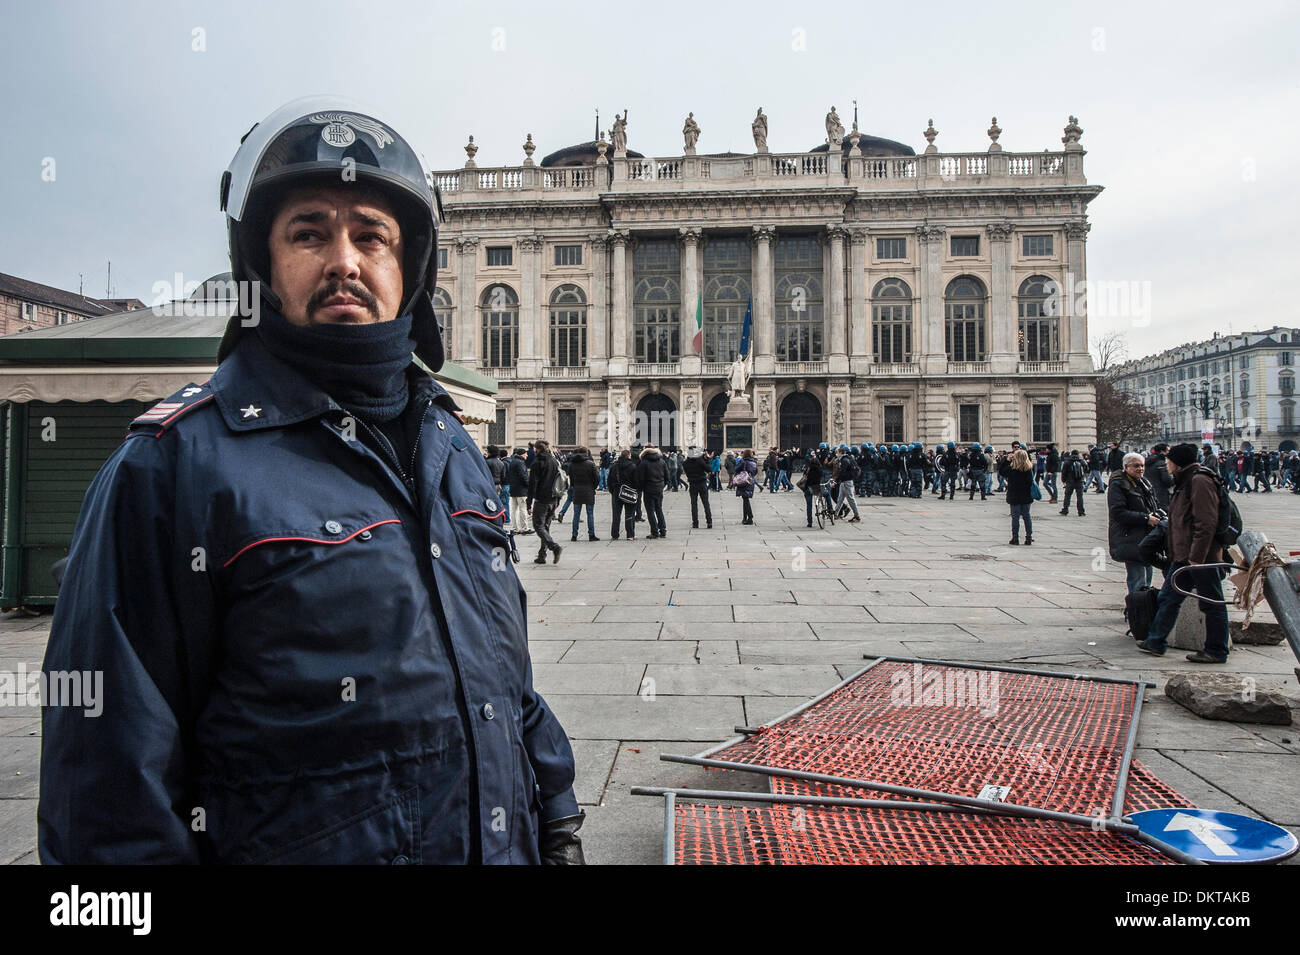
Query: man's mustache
306 281 380 319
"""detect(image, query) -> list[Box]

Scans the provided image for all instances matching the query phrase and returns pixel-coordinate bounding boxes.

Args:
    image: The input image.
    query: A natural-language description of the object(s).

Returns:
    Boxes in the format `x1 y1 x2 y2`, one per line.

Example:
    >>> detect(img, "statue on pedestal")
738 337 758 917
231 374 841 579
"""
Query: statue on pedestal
682 112 700 153
752 107 768 152
611 110 628 156
825 106 844 146
728 351 753 399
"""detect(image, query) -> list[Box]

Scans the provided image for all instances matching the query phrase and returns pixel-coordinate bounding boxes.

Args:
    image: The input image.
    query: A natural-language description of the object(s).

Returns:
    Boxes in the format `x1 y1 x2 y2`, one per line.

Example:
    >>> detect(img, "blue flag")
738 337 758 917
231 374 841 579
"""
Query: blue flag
738 297 752 358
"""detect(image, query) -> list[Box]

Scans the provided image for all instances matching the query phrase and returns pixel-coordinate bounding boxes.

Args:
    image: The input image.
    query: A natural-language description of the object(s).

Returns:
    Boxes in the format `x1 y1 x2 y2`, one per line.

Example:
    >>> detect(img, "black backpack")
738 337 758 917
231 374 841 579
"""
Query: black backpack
1125 586 1161 641
1065 458 1085 483
1195 466 1243 548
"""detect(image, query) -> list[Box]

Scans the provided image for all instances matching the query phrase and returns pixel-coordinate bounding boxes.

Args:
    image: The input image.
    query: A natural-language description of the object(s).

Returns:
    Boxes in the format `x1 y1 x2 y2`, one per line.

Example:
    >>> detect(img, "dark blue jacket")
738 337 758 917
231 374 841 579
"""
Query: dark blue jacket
39 337 577 864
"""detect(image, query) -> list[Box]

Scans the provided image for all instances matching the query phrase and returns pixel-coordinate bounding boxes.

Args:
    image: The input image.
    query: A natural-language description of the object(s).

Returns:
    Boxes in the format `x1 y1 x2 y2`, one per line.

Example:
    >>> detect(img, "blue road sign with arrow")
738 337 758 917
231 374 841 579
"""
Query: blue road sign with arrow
1129 809 1298 864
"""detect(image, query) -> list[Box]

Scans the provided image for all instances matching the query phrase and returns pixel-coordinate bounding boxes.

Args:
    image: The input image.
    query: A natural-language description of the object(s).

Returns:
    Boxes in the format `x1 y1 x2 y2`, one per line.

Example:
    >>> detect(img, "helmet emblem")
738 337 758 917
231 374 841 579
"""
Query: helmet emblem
307 112 394 150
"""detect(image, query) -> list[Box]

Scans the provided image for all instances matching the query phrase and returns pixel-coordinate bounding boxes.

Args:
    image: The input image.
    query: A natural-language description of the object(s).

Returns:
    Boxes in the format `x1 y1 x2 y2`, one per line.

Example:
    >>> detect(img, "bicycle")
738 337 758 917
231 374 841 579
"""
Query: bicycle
814 481 836 529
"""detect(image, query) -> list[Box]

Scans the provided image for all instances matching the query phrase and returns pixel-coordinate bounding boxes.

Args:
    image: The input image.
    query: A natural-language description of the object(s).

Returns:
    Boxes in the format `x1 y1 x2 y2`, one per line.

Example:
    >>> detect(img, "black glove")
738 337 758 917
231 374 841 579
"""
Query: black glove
539 812 586 865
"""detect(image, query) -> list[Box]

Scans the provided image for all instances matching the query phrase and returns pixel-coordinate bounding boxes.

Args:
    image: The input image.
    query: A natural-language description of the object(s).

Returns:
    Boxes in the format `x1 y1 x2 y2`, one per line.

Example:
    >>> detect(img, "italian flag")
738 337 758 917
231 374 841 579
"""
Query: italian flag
691 296 703 354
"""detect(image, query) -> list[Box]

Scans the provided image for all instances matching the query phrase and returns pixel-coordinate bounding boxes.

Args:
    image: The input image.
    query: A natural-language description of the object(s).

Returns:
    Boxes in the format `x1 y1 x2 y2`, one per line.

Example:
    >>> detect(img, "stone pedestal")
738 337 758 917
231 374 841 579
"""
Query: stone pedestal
722 394 757 450
1167 602 1235 653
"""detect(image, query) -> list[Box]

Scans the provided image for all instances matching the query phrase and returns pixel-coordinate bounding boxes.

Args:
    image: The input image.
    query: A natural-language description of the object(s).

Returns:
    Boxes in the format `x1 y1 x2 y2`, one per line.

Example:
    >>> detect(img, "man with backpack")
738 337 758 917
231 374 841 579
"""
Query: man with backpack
1059 450 1087 516
1137 443 1234 663
1085 444 1108 493
834 445 862 522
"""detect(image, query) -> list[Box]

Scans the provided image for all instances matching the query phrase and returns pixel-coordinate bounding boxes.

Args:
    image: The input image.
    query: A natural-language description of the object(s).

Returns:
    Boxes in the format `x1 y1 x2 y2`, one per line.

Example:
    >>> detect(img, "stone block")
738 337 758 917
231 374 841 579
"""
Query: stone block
1165 674 1293 725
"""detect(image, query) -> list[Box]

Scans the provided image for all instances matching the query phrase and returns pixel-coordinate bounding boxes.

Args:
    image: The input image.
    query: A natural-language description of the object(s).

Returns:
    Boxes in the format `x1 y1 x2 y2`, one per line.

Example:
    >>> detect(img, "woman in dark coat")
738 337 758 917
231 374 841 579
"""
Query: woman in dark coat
567 447 600 541
734 448 759 525
1004 448 1035 545
1108 452 1160 593
801 453 824 528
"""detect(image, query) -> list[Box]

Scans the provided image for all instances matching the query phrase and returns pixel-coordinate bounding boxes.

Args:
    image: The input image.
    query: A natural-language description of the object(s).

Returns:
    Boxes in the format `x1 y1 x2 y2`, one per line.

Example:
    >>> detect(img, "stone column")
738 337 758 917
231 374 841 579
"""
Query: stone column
828 378 852 445
1064 221 1091 372
916 225 946 375
986 221 1017 374
848 228 869 368
608 230 630 376
455 237 479 365
588 233 609 377
826 226 848 374
678 228 702 376
751 226 776 375
516 236 543 377
679 380 703 447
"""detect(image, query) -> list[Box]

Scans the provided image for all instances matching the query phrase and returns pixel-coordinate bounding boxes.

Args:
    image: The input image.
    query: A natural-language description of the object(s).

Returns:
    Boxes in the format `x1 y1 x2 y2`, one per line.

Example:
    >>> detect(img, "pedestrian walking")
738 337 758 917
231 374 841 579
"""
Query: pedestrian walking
506 447 533 534
527 439 563 564
734 448 759 524
637 445 669 538
567 446 600 541
801 452 824 527
1044 443 1060 502
609 448 638 540
683 445 713 528
1059 450 1087 516
1004 448 1035 544
835 446 861 522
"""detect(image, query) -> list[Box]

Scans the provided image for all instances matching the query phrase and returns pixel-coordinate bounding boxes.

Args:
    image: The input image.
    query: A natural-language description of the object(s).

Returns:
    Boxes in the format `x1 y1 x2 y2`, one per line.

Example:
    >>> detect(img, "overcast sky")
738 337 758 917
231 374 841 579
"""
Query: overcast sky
3 0 1296 361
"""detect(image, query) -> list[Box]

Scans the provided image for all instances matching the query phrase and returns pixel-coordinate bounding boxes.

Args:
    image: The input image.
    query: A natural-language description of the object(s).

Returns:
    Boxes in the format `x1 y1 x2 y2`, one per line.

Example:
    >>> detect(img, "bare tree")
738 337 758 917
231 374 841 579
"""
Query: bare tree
1091 330 1128 376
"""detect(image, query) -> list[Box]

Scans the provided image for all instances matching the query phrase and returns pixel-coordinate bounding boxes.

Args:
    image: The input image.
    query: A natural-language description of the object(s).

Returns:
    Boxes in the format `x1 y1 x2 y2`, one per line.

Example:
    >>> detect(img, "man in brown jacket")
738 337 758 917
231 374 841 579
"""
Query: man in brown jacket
1137 443 1230 662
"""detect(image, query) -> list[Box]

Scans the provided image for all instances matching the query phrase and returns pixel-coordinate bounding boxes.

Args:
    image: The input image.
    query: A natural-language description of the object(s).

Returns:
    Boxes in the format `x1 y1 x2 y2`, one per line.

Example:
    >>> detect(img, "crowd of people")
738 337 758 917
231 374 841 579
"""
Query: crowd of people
486 434 1261 665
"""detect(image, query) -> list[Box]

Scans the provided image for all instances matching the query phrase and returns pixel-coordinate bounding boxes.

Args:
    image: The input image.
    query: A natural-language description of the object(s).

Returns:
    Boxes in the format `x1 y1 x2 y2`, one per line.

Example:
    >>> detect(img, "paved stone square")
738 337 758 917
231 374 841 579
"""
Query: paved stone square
4 483 1299 864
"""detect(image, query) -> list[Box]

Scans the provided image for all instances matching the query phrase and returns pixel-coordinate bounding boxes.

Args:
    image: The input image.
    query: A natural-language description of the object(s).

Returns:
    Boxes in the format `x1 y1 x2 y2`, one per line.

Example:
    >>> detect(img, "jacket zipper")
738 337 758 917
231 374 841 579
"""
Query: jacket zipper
357 417 410 486
354 396 433 491
408 397 432 487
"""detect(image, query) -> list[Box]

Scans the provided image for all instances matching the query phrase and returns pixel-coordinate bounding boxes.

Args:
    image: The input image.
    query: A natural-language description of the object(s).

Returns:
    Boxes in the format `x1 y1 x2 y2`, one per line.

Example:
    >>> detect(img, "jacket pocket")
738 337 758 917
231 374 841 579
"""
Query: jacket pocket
251 786 421 865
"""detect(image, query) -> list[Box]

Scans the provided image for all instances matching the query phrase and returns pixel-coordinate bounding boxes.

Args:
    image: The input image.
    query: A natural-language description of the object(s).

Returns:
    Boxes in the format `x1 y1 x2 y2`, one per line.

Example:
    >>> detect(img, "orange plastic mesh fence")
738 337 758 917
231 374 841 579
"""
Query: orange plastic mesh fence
708 660 1165 815
672 801 1179 865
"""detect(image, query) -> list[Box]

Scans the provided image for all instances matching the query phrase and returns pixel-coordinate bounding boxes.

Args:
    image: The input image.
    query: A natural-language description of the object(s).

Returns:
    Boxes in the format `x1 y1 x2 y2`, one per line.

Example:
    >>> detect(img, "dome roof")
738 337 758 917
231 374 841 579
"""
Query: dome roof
809 133 915 158
188 272 237 303
540 141 644 167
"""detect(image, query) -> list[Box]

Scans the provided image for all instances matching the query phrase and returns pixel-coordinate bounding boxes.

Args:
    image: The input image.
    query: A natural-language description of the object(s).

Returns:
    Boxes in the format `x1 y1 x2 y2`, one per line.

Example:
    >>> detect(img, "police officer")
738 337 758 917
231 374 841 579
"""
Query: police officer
905 442 926 498
967 442 989 500
39 98 583 865
861 442 878 497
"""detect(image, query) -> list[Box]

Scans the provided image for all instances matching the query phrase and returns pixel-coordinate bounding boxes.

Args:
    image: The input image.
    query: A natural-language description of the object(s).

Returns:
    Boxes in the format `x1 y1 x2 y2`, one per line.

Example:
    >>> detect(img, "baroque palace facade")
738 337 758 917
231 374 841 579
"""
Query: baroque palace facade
430 108 1102 452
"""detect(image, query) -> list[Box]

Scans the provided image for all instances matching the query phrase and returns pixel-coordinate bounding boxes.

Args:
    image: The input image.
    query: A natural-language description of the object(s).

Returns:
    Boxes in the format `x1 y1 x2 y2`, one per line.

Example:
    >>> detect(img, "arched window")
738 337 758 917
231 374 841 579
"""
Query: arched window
1017 274 1060 362
549 284 587 367
774 236 823 362
1240 375 1250 396
480 284 518 367
702 237 752 362
1281 371 1295 396
433 287 453 361
632 239 680 363
872 278 913 363
945 276 986 363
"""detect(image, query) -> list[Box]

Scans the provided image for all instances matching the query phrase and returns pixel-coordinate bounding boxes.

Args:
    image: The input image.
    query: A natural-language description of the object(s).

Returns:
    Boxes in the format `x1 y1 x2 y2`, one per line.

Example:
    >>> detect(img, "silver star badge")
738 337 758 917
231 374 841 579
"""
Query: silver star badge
240 404 263 419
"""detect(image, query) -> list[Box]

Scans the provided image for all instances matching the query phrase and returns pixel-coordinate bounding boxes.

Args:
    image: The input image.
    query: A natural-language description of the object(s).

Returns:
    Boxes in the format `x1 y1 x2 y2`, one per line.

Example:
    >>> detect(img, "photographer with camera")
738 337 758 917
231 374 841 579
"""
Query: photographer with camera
1108 452 1162 595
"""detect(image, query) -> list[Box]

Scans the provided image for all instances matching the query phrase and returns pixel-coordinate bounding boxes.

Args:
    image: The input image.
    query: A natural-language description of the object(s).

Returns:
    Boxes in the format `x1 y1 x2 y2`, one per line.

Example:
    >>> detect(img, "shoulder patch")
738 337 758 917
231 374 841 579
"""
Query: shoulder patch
128 382 215 437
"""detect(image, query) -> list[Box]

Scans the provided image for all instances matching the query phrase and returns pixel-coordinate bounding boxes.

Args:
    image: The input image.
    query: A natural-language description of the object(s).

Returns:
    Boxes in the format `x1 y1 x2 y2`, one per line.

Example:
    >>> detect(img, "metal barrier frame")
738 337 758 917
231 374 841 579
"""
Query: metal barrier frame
633 785 1202 865
673 654 1158 833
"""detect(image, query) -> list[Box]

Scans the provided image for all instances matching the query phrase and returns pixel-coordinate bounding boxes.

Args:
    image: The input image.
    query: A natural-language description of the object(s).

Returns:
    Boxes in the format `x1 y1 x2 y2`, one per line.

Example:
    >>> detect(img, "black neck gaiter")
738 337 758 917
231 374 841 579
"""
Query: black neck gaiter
256 307 414 422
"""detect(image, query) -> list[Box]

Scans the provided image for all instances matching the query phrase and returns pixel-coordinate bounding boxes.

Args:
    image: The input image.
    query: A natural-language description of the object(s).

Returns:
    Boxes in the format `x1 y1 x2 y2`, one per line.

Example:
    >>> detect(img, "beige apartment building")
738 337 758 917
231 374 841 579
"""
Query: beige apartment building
1112 327 1300 451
